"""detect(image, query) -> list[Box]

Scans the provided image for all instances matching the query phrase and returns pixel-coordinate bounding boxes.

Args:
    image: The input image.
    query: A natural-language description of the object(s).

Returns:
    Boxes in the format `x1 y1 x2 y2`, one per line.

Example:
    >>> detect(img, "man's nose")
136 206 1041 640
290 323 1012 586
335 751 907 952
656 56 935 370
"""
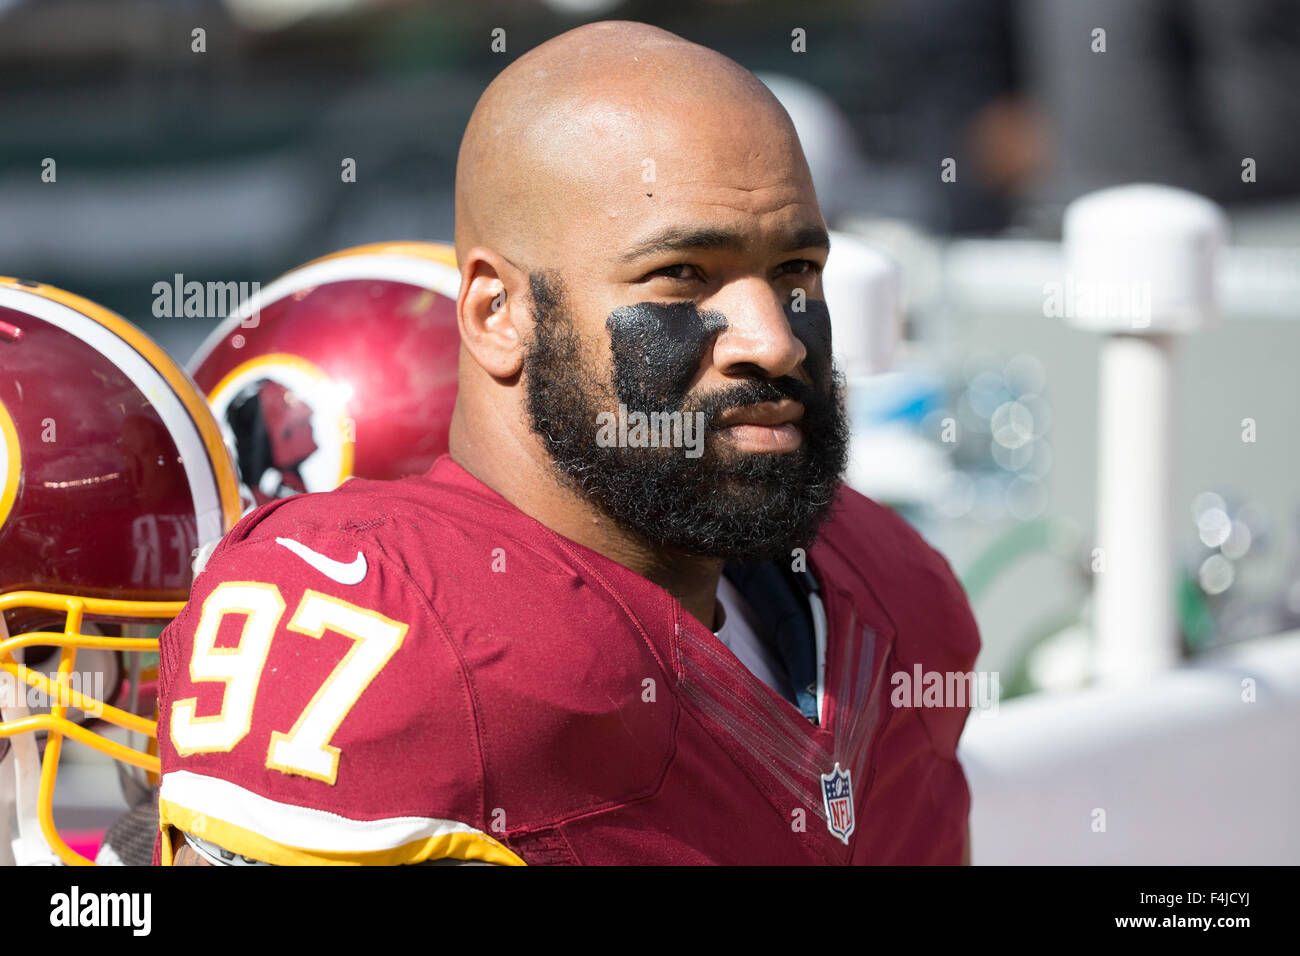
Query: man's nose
708 279 808 381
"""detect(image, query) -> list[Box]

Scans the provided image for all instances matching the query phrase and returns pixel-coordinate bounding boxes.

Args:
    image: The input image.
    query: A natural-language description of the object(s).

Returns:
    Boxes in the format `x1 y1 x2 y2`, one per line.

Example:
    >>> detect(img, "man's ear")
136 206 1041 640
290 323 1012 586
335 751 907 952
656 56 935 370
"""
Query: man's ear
457 247 527 379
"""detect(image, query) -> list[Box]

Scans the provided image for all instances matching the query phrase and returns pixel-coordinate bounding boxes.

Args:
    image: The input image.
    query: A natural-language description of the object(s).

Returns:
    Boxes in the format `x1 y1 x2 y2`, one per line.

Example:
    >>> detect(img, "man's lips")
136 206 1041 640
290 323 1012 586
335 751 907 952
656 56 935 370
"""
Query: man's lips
714 400 804 452
714 399 805 429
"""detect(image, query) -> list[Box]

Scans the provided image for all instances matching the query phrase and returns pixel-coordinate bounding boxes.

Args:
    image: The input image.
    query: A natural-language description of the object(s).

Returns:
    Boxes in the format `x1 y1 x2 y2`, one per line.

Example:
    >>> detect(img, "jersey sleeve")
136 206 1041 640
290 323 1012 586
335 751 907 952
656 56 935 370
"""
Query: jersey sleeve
156 511 523 866
912 542 983 760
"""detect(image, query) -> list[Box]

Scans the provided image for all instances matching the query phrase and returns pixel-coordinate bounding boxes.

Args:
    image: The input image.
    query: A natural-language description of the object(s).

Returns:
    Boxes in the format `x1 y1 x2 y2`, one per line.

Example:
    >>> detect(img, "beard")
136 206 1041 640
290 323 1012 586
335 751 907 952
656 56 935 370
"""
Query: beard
521 270 850 564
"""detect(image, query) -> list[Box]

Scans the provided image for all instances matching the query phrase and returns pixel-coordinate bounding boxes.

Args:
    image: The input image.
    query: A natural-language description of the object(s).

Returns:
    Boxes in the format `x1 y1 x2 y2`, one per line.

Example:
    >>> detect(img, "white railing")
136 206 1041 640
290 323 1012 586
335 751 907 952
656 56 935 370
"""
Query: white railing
959 630 1300 864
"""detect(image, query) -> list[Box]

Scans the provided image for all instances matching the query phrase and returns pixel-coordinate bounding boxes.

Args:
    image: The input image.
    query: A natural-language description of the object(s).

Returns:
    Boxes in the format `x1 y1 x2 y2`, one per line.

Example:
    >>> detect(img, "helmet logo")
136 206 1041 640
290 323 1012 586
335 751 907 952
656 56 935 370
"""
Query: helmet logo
206 354 353 505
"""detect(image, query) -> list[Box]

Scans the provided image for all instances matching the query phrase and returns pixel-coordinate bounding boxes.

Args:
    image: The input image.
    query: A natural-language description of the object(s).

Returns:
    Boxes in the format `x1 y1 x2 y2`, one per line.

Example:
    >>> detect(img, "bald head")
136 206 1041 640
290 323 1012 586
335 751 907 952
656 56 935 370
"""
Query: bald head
449 21 841 584
454 21 808 268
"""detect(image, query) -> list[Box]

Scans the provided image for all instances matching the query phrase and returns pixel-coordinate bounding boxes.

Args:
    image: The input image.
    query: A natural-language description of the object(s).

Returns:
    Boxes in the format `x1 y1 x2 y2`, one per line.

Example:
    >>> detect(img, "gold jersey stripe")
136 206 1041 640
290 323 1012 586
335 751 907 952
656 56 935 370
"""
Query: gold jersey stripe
158 799 526 867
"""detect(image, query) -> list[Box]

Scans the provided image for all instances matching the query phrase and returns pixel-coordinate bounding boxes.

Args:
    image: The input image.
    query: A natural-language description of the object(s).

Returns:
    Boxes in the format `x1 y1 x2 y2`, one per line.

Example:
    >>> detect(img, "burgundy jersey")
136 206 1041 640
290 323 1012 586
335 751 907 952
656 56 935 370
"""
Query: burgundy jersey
156 456 979 865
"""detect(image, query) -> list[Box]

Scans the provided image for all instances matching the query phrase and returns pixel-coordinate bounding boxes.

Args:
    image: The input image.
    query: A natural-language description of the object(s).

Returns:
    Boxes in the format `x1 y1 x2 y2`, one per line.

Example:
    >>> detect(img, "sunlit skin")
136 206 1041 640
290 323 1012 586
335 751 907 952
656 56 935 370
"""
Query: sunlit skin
450 21 830 630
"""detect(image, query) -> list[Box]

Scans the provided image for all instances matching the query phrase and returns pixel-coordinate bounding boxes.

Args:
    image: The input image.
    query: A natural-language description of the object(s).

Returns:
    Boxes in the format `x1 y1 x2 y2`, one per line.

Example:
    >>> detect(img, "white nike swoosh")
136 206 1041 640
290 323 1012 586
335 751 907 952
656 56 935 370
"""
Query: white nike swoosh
274 537 368 585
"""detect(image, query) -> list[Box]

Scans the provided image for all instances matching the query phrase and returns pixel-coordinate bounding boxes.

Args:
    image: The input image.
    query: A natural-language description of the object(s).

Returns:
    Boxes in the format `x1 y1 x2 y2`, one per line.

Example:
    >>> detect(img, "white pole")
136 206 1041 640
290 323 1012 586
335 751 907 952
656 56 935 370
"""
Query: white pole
822 230 901 378
1062 184 1227 684
1094 333 1179 678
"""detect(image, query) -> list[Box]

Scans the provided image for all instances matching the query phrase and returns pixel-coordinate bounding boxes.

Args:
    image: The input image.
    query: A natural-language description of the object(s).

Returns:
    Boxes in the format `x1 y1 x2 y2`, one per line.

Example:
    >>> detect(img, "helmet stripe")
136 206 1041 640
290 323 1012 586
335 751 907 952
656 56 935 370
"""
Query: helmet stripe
186 246 461 375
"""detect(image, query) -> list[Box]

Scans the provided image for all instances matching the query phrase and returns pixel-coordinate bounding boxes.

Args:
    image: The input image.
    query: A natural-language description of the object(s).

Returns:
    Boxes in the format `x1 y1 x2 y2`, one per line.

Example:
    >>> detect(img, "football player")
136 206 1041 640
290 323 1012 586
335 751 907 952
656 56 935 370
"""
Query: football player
160 21 980 866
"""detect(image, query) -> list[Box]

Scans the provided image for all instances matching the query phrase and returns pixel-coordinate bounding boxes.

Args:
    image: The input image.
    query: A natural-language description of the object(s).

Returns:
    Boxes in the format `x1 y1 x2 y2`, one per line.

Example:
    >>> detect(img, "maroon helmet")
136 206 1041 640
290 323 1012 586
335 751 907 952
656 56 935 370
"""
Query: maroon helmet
188 241 462 505
0 276 242 864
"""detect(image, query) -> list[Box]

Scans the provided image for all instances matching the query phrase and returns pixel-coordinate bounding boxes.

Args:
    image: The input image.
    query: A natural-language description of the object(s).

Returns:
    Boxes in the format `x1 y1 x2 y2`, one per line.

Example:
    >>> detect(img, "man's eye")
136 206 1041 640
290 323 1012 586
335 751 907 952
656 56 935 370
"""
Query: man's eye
780 259 823 277
649 264 703 282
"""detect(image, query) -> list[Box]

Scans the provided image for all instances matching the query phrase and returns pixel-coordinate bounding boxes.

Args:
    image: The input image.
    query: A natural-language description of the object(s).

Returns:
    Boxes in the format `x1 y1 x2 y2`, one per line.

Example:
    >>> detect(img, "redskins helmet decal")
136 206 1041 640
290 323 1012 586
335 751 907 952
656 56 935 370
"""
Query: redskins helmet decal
0 277 241 865
189 241 461 504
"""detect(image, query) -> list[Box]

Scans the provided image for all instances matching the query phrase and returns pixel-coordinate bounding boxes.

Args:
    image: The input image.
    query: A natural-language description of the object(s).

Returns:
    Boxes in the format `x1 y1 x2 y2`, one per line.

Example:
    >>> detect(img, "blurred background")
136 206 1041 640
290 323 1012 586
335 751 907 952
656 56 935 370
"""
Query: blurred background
3 0 1298 863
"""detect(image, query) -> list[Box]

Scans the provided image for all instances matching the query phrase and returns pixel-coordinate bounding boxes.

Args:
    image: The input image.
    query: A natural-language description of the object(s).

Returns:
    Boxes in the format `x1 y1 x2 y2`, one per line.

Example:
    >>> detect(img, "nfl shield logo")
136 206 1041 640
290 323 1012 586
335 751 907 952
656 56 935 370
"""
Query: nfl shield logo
820 762 855 845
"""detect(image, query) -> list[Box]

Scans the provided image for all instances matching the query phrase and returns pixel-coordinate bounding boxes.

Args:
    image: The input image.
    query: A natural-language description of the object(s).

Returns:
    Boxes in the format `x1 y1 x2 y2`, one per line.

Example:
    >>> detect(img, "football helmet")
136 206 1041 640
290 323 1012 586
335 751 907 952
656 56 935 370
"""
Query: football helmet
188 241 461 504
0 277 241 865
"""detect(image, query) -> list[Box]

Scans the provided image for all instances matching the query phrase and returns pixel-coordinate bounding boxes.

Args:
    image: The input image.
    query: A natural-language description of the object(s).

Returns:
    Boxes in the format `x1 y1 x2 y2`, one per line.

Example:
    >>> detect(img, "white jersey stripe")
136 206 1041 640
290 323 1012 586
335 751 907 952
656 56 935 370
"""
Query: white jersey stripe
160 769 486 853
